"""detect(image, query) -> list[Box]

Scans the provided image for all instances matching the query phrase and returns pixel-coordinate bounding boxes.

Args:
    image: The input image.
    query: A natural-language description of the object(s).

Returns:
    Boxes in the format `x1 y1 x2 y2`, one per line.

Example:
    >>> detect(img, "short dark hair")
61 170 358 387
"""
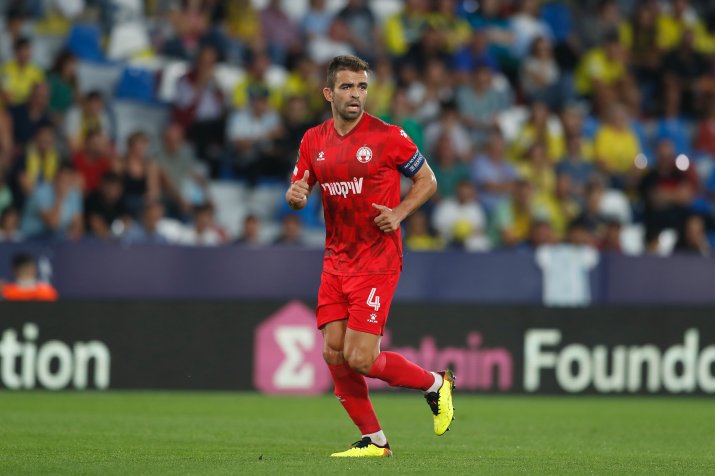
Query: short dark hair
11 253 34 272
13 36 30 52
326 55 370 89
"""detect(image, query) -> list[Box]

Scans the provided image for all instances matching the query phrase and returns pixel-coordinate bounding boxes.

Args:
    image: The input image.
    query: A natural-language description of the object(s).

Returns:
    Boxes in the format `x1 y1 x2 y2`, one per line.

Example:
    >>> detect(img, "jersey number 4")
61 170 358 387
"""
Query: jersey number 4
366 288 381 311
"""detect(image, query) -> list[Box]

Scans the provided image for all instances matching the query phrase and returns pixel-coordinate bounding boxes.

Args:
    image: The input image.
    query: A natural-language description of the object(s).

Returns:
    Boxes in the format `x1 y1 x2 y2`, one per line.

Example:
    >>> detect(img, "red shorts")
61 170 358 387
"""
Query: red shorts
316 272 400 335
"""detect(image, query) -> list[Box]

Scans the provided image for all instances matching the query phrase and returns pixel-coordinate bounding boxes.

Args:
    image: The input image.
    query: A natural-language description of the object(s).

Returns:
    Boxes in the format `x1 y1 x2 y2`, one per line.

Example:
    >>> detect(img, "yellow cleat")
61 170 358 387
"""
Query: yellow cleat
424 370 455 436
330 437 392 458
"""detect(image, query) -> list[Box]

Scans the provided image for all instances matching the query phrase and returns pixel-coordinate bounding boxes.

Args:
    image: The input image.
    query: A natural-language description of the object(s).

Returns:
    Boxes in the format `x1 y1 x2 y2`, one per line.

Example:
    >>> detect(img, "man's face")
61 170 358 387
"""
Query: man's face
324 69 368 122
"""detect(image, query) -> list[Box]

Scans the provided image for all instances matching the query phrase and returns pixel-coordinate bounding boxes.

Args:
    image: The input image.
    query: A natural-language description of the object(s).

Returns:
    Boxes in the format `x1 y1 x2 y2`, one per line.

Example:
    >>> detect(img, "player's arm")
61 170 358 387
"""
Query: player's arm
373 162 437 233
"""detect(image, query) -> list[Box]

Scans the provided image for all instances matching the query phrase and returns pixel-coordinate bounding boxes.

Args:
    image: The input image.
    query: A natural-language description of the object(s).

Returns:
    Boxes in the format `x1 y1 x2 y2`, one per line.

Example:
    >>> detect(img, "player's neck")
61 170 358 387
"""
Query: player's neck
333 112 364 137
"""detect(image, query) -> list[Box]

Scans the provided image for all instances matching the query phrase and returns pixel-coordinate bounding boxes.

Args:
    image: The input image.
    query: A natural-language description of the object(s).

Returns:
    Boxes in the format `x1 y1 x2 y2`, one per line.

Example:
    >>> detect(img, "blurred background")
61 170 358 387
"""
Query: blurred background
0 0 714 395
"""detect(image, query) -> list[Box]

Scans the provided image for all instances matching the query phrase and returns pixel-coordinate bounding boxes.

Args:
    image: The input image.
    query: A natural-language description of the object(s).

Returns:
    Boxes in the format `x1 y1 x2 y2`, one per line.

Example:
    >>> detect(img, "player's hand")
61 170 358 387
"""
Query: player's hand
287 170 310 209
372 203 403 233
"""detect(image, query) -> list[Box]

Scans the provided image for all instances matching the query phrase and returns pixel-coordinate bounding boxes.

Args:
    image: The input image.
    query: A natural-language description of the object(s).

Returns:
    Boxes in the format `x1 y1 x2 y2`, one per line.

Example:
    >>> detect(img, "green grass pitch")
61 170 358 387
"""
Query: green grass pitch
0 392 713 475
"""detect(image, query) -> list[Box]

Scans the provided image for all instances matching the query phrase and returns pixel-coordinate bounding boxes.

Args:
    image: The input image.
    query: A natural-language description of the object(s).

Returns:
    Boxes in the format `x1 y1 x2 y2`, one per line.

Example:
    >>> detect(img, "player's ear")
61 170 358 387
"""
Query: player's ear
322 87 333 103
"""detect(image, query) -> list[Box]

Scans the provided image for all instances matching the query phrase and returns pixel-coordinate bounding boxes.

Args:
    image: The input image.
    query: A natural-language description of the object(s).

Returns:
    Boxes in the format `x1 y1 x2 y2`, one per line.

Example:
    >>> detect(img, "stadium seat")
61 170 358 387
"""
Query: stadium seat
600 189 632 224
115 66 158 104
208 181 249 238
66 24 105 62
113 100 168 153
157 60 190 103
214 64 246 98
77 60 124 96
106 21 151 61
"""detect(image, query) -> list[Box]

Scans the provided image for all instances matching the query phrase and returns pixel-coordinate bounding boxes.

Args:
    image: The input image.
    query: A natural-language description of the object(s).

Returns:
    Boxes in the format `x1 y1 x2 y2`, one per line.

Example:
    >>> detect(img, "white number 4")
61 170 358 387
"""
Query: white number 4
366 288 381 311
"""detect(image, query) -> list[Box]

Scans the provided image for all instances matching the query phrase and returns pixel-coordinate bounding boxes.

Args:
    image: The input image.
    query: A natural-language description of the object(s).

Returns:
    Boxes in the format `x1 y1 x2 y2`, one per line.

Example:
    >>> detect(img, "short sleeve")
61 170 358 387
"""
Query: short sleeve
291 134 317 187
391 127 426 178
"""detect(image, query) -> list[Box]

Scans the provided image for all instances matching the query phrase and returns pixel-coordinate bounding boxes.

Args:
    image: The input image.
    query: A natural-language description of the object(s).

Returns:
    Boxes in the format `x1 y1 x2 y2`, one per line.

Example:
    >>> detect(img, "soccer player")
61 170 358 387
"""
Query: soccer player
285 55 455 458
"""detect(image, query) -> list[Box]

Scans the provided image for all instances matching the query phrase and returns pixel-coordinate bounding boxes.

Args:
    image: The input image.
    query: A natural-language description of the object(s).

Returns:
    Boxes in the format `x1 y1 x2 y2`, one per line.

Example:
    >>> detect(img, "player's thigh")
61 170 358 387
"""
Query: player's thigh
344 273 400 336
316 271 349 331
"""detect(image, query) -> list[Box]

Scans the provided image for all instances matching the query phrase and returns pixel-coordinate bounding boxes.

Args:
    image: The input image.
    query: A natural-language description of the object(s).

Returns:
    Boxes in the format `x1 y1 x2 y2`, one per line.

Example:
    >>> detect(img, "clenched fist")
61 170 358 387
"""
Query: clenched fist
286 170 311 210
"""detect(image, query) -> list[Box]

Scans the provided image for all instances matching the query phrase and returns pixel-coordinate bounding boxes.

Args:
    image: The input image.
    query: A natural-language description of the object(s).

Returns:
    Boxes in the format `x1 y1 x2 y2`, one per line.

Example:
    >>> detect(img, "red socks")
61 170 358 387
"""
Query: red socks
328 362 381 435
367 351 435 391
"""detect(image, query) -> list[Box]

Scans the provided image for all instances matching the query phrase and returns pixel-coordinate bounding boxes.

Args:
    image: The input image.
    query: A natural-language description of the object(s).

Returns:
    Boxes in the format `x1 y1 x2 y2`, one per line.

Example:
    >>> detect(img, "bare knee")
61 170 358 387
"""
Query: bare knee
344 348 376 375
323 345 344 365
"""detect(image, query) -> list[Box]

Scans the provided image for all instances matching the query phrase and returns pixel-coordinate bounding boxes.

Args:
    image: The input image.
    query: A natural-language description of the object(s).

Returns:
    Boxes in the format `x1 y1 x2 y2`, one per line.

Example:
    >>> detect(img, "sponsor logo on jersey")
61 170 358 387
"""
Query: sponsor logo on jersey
317 151 325 161
321 177 364 198
356 146 372 163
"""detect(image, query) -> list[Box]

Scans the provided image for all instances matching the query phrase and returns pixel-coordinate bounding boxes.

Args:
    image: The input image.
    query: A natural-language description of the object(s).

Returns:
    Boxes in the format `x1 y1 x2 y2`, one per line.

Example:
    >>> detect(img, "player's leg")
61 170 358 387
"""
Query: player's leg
343 273 456 435
317 273 390 457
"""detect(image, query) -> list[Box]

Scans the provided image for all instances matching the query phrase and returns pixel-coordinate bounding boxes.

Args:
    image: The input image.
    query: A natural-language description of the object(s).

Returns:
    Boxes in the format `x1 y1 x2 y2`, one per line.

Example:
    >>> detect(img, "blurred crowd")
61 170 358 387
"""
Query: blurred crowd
1 0 715 256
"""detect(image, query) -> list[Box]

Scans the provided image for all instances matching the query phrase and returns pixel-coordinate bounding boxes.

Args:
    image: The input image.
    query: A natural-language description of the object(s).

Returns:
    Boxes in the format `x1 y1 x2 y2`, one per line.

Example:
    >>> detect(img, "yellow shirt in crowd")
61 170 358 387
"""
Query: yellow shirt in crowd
594 125 640 174
574 48 626 96
1 60 45 105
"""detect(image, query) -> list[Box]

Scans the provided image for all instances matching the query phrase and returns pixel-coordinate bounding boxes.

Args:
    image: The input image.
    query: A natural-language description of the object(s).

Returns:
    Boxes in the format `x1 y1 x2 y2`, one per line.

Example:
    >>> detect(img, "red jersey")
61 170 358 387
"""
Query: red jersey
292 113 426 276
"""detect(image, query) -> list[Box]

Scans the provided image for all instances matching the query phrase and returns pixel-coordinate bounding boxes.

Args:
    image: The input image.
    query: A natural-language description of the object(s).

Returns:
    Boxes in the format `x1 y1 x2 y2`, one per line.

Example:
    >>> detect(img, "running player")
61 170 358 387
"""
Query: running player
285 55 455 457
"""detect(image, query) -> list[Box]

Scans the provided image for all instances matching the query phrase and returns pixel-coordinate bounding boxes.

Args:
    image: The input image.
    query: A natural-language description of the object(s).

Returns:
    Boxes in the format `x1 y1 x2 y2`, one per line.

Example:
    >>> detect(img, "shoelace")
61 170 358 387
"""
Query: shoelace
351 437 373 449
424 392 440 415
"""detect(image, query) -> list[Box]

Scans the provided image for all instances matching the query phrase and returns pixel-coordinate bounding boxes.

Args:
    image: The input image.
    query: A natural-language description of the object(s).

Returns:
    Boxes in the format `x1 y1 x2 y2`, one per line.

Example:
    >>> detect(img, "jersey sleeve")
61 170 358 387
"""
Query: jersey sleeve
291 134 317 187
390 126 426 178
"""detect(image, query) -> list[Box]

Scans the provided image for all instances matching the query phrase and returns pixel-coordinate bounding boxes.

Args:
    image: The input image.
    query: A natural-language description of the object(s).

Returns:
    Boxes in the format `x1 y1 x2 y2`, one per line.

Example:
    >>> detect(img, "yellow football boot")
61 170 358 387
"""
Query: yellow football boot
424 370 455 436
330 437 392 458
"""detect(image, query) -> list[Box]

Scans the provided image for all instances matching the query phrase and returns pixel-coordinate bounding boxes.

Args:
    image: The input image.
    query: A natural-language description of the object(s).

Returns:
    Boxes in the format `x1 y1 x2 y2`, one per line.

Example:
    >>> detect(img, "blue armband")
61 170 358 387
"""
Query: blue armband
397 150 425 177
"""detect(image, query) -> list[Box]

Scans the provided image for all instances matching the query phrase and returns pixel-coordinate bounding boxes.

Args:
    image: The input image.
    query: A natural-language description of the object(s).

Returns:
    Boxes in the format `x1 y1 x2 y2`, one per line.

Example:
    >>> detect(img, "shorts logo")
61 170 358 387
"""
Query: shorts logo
356 146 372 164
368 313 378 324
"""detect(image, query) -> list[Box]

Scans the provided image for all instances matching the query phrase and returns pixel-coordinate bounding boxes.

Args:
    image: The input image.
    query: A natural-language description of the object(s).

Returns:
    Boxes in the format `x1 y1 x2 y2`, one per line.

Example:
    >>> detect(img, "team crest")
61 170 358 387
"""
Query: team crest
356 146 372 164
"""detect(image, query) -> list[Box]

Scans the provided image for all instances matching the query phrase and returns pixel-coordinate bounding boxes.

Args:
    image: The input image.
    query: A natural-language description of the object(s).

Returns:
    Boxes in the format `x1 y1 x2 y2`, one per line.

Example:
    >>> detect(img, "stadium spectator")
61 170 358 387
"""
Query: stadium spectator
234 213 262 246
308 18 355 66
520 37 561 110
12 122 62 202
282 54 325 117
456 64 513 146
380 89 424 151
0 206 21 241
155 122 207 217
622 1 660 114
655 86 692 156
335 0 378 62
451 29 499 85
574 32 630 109
0 36 44 106
273 214 305 246
0 252 58 301
594 103 641 189
9 81 52 147
510 101 564 163
226 84 282 183
660 29 713 118
0 7 28 63
366 57 396 118
460 0 513 69
271 95 316 179
260 0 301 65
0 106 13 165
84 171 126 241
574 179 609 241
21 162 83 240
509 0 554 60
406 58 452 124
427 0 471 53
694 94 715 157
578 0 625 51
118 131 160 221
656 0 714 53
46 50 78 118
674 213 711 257
430 133 471 199
559 103 594 160
638 138 697 252
404 209 443 251
556 135 597 202
432 179 489 251
0 165 11 215
121 199 171 245
564 217 596 248
383 0 429 57
72 130 115 195
423 100 471 161
402 24 451 74
162 0 217 61
64 91 113 153
172 43 226 171
302 0 334 40
599 217 623 253
232 51 282 111
180 203 224 246
491 179 539 248
471 130 517 213
525 218 558 249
